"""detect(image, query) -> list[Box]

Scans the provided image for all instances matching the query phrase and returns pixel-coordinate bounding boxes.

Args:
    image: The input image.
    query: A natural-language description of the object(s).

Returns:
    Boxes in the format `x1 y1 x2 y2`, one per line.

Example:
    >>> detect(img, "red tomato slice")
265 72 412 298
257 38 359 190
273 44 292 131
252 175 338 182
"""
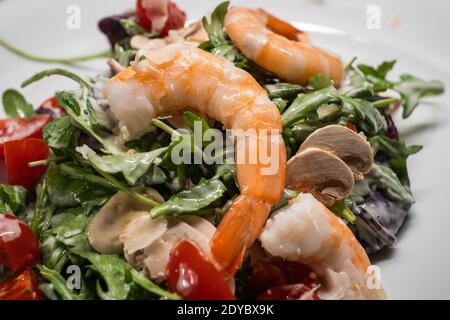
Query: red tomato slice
346 123 357 132
4 138 49 192
136 0 186 36
166 240 235 300
0 115 51 159
0 214 41 273
0 268 44 300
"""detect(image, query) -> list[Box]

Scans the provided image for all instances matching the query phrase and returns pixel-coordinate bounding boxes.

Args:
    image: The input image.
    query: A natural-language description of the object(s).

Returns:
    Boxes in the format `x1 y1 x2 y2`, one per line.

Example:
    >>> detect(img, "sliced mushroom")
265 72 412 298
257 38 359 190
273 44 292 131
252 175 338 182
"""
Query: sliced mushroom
88 187 164 254
299 125 373 179
121 215 216 283
286 148 354 207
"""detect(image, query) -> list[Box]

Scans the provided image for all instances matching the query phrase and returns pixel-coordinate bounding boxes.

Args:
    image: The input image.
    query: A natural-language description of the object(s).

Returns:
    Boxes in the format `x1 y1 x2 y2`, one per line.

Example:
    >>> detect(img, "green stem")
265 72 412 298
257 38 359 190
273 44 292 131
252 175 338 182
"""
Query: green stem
21 68 91 88
151 118 180 136
59 163 116 189
344 56 357 71
0 37 111 64
28 157 66 167
88 161 160 207
372 97 401 108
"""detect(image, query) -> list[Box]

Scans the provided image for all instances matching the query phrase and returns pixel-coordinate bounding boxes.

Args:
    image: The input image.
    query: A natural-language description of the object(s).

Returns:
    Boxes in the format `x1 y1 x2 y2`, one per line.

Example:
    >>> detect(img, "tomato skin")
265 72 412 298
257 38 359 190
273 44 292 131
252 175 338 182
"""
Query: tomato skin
4 138 49 192
0 115 51 159
0 214 41 273
346 123 357 132
0 268 44 300
166 241 235 300
136 0 186 36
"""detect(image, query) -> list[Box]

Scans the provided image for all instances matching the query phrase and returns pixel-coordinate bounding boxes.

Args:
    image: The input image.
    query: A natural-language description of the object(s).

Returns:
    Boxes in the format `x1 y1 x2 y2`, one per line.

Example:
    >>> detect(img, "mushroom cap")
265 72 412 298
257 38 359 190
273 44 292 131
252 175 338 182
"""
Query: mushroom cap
286 148 355 206
299 125 373 178
88 187 164 254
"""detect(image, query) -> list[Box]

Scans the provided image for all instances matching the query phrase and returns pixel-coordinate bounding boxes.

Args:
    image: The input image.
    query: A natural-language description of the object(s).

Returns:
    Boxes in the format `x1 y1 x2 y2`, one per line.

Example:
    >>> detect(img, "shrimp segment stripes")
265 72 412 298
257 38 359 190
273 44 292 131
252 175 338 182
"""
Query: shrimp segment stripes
225 7 344 85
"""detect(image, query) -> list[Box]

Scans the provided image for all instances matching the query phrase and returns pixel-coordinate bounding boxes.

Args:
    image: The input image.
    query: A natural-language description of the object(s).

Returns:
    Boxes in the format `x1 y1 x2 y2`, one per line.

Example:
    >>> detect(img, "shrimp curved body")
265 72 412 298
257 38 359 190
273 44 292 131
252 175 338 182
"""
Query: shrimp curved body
225 8 344 85
104 43 287 277
260 193 386 300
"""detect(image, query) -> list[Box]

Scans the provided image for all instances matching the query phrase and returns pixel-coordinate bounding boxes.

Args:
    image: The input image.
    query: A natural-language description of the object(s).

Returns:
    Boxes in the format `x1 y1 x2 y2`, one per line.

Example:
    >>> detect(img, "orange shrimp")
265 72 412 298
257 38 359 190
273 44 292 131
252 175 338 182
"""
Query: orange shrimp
225 7 344 85
260 193 386 299
104 43 286 278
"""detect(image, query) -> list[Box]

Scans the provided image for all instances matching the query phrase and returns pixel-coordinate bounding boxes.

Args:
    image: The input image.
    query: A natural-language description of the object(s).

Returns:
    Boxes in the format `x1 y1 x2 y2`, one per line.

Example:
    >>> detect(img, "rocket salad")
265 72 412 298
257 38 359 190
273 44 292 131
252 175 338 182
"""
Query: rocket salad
0 1 444 300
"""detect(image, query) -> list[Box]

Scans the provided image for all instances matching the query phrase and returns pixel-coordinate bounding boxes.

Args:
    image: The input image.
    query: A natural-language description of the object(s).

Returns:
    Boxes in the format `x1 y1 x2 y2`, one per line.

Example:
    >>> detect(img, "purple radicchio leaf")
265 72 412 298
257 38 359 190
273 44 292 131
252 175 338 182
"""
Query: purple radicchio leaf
351 191 410 254
98 14 131 48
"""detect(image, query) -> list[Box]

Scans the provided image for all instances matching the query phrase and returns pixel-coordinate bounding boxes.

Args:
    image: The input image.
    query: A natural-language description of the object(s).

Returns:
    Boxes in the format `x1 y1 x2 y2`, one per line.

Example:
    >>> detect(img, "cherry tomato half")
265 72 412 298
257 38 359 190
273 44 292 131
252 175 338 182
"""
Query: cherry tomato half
0 214 41 273
0 115 51 159
166 240 235 300
4 138 49 192
136 0 186 37
0 268 44 300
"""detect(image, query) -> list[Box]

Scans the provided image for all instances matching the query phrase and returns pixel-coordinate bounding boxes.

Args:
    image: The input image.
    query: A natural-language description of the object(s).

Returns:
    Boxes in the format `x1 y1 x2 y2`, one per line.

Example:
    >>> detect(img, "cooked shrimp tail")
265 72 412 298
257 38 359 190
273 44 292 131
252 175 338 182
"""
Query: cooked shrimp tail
225 7 344 85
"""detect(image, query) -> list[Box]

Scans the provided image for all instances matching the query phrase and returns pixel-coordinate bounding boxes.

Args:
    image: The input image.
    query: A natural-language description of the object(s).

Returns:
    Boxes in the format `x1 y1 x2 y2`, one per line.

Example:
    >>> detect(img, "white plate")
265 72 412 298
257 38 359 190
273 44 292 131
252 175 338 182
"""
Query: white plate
1 0 449 300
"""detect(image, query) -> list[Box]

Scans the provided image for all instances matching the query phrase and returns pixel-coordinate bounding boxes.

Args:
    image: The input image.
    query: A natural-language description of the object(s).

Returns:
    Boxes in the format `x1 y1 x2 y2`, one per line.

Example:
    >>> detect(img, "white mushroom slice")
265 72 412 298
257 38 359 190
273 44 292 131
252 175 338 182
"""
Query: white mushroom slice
122 216 215 283
87 187 164 254
180 215 216 239
286 148 354 207
299 125 373 179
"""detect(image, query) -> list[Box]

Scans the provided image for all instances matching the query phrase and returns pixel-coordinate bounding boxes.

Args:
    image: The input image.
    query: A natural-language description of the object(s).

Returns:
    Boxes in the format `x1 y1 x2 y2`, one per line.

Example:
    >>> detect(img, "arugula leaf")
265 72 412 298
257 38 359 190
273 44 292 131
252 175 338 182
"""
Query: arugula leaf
370 135 422 185
56 90 121 154
71 250 179 300
394 74 445 118
0 184 26 215
202 1 230 47
50 212 92 251
364 163 414 206
340 68 375 98
265 83 303 100
358 60 396 79
32 177 56 236
151 178 227 217
47 167 113 208
2 89 34 119
339 95 387 135
114 43 137 67
119 18 149 36
43 116 80 150
183 111 211 147
125 131 170 152
82 146 166 185
282 86 338 127
37 264 83 300
307 74 333 90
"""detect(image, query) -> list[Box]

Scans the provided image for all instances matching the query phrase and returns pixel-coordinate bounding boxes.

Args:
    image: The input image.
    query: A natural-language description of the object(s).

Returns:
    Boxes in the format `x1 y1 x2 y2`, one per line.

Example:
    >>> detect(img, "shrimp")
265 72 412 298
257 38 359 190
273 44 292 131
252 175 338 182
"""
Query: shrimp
224 7 344 85
104 43 287 277
259 193 386 300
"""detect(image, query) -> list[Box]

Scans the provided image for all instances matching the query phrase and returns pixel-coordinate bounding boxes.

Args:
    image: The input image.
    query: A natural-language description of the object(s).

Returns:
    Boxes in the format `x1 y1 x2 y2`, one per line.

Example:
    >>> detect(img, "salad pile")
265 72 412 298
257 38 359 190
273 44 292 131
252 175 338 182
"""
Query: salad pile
0 1 444 300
